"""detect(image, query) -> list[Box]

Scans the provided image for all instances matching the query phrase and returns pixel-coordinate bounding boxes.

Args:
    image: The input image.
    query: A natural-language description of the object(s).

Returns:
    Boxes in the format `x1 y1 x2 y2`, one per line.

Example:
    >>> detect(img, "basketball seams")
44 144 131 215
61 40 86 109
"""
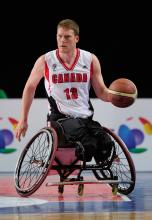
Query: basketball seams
108 89 137 99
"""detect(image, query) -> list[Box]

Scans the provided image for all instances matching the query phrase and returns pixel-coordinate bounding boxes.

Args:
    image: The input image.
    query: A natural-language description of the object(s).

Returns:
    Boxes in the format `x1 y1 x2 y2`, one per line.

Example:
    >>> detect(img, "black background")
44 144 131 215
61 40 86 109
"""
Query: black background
1 2 151 98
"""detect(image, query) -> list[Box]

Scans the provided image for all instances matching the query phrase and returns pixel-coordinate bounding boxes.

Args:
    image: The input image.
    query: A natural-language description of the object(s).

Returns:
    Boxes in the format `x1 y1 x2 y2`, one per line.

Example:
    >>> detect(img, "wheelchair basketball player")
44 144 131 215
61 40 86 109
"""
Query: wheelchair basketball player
15 19 114 163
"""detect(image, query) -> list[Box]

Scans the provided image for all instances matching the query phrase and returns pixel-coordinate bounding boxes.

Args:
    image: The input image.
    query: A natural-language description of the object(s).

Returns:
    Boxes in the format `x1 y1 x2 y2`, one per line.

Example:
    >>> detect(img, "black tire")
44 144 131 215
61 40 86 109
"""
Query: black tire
14 127 58 197
94 127 136 195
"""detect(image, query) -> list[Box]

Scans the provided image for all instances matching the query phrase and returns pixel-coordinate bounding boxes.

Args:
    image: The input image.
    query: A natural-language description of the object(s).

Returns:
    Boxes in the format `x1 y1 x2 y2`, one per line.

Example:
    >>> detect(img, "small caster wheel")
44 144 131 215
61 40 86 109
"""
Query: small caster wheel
112 185 118 195
78 184 84 196
58 185 64 195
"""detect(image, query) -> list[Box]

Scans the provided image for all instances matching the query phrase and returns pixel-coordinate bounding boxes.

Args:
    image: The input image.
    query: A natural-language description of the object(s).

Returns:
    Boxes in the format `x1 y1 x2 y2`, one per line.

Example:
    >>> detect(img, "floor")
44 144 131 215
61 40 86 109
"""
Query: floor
0 172 152 220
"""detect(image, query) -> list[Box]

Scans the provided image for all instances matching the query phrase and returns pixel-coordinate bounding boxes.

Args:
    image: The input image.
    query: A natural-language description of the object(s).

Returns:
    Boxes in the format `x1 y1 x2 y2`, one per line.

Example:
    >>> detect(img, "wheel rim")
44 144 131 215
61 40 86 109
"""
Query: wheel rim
102 127 136 194
15 129 53 193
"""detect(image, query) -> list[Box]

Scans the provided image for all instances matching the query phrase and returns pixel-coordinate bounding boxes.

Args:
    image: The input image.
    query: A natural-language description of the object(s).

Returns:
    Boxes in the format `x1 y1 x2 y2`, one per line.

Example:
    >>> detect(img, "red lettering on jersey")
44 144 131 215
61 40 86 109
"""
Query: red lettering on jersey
52 74 57 83
83 73 87 82
52 73 88 84
76 73 82 82
58 74 63 83
70 73 76 82
64 73 70 82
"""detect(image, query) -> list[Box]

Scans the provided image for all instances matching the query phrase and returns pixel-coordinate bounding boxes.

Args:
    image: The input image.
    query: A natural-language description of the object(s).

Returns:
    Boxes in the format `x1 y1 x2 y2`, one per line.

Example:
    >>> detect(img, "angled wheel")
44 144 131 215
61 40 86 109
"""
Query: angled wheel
14 127 58 197
102 127 136 194
94 127 136 195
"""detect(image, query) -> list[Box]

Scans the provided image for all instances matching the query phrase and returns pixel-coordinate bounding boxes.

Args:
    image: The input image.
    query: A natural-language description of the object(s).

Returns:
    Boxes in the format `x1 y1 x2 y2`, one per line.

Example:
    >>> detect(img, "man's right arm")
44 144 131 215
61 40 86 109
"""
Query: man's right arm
91 54 110 102
15 55 45 141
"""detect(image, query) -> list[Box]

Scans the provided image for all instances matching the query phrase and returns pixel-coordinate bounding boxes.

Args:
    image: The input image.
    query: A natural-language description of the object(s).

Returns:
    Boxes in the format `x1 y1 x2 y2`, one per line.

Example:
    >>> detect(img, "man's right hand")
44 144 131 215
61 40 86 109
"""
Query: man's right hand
15 121 28 142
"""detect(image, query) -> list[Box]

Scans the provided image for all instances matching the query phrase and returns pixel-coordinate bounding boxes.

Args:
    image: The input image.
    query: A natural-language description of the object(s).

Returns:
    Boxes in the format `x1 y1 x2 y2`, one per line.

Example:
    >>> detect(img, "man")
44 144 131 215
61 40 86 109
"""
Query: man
15 19 114 162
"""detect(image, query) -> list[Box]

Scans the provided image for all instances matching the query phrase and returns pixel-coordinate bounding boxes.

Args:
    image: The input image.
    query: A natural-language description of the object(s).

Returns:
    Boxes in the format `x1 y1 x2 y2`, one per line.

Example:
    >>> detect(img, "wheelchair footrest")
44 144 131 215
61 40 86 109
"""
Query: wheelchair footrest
46 179 134 187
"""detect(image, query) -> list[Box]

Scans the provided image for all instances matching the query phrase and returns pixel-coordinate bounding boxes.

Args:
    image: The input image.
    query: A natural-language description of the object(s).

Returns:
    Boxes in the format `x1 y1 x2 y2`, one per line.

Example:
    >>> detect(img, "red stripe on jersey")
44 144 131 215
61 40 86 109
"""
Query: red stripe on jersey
45 62 49 82
90 61 93 79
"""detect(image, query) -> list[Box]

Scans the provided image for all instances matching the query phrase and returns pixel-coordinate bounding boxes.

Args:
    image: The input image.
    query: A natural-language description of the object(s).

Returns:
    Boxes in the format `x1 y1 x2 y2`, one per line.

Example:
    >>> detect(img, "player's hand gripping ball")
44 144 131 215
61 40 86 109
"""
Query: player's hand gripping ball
108 78 138 108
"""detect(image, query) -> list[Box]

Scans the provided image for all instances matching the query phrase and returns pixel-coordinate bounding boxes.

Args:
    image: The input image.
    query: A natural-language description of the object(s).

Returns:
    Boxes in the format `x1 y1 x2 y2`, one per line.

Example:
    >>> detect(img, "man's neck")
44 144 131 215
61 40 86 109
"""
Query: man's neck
59 49 77 65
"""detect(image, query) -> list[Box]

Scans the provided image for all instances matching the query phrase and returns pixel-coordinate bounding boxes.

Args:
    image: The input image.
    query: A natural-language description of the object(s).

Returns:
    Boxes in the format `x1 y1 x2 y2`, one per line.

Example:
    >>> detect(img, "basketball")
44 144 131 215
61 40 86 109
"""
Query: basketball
108 78 138 108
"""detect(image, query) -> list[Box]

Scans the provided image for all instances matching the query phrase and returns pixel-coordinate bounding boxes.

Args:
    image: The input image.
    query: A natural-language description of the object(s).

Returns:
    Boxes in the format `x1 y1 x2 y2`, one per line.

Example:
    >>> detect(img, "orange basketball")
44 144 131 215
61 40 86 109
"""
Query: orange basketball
108 78 138 108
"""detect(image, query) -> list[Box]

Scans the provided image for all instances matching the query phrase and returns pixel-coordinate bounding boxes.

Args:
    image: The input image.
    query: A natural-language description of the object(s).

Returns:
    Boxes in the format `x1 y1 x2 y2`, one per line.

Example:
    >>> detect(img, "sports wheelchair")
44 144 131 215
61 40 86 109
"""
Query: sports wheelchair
14 120 136 197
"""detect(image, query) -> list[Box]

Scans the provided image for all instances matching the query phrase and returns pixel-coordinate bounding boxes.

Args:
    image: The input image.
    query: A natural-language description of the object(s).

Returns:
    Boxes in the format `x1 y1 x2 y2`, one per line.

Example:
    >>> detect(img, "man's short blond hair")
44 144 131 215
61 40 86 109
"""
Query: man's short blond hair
57 19 79 35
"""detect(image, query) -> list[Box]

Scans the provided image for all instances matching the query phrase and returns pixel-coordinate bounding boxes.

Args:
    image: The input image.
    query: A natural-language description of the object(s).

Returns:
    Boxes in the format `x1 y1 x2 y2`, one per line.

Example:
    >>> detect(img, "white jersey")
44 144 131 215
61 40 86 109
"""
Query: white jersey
44 48 94 118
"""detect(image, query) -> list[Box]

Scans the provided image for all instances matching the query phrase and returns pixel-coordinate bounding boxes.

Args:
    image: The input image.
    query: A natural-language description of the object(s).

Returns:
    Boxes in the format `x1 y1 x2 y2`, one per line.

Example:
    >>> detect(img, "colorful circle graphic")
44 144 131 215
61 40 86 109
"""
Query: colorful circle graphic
117 117 151 153
0 117 18 153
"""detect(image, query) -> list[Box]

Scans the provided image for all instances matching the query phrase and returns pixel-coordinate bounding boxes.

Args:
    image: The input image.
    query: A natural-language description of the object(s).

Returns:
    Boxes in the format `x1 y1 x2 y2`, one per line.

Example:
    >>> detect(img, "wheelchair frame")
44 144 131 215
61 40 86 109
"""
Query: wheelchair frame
14 122 136 197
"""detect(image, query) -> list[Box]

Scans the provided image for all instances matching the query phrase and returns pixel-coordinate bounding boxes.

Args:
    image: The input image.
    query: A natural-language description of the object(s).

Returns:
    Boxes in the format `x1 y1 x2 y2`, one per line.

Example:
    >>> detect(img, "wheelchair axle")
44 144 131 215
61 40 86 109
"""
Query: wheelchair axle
46 179 133 187
46 179 133 196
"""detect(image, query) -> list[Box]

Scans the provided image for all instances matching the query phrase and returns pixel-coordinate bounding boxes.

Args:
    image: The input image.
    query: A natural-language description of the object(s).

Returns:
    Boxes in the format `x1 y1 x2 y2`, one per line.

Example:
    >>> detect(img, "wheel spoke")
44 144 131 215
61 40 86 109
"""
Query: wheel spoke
15 128 56 196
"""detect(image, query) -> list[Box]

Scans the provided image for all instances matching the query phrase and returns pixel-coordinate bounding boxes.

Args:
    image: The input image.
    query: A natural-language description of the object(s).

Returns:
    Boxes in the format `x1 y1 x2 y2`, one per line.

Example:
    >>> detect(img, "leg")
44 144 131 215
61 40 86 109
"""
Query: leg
81 120 114 163
60 118 96 161
60 118 114 162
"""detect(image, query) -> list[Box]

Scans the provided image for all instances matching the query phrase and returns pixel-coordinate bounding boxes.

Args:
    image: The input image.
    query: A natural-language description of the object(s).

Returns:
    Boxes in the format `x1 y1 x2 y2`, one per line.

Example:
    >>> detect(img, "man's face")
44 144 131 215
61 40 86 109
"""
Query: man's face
57 27 79 53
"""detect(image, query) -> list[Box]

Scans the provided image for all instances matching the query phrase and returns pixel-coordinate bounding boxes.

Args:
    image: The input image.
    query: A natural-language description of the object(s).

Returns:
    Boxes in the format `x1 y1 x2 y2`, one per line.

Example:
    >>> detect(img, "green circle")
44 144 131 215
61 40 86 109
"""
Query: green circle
0 89 8 98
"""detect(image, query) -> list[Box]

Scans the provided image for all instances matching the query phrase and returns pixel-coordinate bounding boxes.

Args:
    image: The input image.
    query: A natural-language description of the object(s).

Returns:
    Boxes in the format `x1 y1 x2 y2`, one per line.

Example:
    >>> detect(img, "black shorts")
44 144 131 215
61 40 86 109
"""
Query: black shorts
48 116 114 162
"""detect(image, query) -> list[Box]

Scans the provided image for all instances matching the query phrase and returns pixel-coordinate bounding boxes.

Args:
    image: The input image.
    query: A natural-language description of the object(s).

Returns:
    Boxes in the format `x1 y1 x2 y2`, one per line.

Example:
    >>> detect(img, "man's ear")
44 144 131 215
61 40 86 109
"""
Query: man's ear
76 35 79 43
